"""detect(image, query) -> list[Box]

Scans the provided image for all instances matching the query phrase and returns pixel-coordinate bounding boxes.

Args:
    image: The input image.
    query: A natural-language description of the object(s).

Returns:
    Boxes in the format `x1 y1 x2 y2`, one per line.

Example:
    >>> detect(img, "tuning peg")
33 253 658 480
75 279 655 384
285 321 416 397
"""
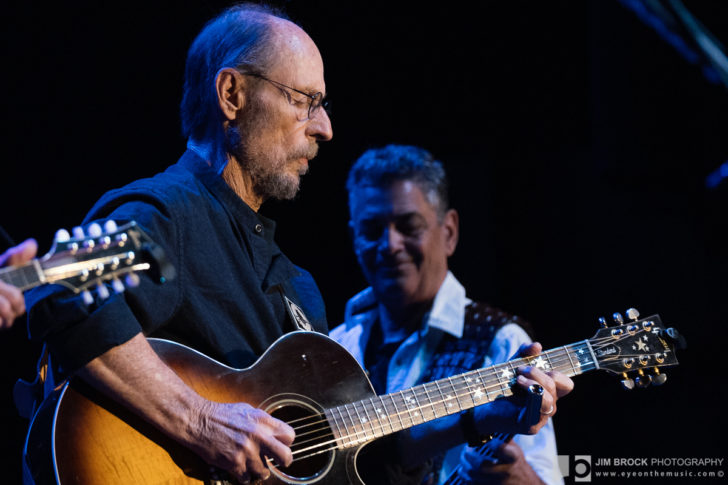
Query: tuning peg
652 368 667 386
104 220 118 233
55 228 71 242
626 308 640 321
125 272 140 288
72 226 85 240
88 223 102 238
96 282 110 300
111 277 125 294
612 312 624 325
81 289 94 306
634 369 651 388
598 317 608 328
620 372 635 390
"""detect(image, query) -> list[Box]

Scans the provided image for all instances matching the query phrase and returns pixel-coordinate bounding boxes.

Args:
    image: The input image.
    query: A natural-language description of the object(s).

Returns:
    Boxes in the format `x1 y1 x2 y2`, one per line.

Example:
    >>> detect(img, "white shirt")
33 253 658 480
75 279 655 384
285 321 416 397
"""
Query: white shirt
330 271 564 485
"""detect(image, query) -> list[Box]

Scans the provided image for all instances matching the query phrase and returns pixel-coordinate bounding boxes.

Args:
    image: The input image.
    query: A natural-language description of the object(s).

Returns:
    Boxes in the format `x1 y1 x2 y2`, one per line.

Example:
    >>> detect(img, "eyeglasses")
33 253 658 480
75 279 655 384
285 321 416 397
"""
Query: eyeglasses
243 72 330 120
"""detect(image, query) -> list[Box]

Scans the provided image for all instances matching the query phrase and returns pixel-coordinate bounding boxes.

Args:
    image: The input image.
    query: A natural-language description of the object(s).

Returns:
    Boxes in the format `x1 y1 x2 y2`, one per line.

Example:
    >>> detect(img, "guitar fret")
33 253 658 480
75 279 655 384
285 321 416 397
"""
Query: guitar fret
420 382 440 420
475 368 493 403
360 399 378 438
402 390 419 426
563 345 578 376
343 404 365 445
446 376 465 412
334 406 352 447
325 408 346 449
460 372 479 408
433 379 455 415
349 402 369 442
389 394 406 432
370 396 391 436
405 389 424 425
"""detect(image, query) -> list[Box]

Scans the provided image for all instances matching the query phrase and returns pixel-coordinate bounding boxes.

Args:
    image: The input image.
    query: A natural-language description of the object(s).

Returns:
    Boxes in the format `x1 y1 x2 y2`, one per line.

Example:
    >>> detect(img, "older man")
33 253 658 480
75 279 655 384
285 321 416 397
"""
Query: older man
26 4 331 483
331 145 570 484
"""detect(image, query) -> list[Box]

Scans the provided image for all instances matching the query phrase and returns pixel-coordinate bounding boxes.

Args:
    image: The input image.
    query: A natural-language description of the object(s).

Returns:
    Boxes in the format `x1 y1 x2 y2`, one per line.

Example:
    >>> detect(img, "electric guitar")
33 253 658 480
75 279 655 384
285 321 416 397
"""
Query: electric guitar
0 220 174 301
24 313 684 484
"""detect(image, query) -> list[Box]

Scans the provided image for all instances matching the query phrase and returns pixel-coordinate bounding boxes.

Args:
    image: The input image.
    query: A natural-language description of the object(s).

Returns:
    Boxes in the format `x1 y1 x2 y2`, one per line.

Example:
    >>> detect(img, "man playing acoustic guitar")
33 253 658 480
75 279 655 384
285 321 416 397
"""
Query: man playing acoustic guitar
332 145 568 484
25 4 570 484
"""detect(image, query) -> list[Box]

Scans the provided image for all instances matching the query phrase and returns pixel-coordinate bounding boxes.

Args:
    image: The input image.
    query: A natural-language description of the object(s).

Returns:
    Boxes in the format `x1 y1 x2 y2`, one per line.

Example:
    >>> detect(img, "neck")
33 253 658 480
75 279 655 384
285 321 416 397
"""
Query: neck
378 299 432 342
187 139 265 212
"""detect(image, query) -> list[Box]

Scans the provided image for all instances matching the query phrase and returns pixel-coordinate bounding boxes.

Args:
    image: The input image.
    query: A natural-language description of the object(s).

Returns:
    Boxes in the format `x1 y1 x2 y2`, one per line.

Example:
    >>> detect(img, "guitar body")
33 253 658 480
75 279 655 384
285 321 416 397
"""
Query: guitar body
25 332 376 485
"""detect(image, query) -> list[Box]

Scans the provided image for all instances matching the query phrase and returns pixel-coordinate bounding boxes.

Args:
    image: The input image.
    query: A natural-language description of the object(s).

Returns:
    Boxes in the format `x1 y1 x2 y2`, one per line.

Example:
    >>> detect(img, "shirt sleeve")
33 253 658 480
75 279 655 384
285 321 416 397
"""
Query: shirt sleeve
489 323 564 485
25 190 183 375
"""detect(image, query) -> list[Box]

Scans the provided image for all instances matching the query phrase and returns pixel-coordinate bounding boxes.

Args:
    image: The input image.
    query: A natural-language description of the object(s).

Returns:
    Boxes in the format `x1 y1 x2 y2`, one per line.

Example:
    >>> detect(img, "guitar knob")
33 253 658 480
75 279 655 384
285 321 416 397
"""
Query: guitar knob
634 369 651 388
111 277 125 294
612 312 624 325
125 273 141 288
55 228 71 242
652 368 667 386
88 223 103 238
97 283 110 300
81 290 94 306
73 226 85 240
620 372 635 390
598 317 608 328
104 219 118 233
626 308 640 321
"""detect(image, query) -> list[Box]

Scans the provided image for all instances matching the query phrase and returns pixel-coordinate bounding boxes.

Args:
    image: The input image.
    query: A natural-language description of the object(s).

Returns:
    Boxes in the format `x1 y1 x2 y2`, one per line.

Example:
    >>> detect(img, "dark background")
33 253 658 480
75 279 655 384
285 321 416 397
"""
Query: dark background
1 1 726 483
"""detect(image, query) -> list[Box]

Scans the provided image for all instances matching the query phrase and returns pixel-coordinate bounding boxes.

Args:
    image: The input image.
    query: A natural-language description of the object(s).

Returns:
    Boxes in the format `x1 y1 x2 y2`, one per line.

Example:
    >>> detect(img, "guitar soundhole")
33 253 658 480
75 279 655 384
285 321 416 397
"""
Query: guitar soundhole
268 400 334 483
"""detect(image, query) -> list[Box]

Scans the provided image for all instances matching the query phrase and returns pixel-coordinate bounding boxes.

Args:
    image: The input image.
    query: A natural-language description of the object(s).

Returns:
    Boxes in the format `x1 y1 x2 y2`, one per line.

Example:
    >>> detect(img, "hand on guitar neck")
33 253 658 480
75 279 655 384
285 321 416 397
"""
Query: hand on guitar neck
0 238 37 329
470 342 573 439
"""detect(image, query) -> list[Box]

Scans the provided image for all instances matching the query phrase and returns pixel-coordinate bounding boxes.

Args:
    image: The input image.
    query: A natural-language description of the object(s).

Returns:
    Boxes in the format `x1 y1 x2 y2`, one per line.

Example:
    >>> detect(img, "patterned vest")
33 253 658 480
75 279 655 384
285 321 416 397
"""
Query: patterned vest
418 301 532 485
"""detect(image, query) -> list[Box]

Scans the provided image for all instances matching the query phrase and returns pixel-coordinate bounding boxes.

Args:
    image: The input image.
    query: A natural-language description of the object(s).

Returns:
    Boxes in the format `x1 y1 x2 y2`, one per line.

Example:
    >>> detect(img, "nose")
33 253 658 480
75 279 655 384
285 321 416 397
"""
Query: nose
379 224 404 254
307 107 333 141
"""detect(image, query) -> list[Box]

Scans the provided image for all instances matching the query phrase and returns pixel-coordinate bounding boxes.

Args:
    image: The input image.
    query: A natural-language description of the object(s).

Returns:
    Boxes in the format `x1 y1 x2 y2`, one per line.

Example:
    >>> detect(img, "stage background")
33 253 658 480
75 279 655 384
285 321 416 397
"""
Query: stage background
1 1 726 483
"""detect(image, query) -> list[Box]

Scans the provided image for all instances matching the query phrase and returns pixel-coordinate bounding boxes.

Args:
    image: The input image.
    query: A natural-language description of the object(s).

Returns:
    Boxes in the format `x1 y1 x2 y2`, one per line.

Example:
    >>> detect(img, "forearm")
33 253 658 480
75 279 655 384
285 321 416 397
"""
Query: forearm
76 332 205 448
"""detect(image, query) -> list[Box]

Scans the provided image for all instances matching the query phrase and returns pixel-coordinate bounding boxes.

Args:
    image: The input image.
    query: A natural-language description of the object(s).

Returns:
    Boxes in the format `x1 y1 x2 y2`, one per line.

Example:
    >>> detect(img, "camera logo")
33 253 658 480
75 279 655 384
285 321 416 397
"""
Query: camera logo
559 455 592 482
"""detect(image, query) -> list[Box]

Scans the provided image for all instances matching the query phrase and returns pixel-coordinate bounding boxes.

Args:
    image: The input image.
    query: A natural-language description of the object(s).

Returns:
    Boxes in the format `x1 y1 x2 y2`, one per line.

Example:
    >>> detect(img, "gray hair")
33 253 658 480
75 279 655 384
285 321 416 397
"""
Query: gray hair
179 3 290 141
346 144 450 219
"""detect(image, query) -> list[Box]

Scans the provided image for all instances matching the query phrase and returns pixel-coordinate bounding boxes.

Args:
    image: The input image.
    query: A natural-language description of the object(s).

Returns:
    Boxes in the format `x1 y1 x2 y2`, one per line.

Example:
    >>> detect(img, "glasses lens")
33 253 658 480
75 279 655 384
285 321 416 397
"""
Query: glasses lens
308 94 329 119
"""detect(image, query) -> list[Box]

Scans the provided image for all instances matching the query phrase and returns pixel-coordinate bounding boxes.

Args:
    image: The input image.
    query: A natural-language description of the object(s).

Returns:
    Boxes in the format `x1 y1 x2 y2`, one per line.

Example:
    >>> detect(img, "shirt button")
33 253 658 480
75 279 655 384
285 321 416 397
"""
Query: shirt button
254 223 263 233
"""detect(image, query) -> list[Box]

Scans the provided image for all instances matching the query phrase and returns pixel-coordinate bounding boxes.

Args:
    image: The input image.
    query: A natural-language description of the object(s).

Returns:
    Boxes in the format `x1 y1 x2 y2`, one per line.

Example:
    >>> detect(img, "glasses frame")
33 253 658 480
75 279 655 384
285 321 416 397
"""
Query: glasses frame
243 72 329 120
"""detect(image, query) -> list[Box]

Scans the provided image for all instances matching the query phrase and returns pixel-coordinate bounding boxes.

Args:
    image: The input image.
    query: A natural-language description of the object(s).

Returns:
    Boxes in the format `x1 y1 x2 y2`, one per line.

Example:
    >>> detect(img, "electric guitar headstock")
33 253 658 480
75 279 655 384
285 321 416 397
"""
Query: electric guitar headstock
0 220 175 304
586 309 686 389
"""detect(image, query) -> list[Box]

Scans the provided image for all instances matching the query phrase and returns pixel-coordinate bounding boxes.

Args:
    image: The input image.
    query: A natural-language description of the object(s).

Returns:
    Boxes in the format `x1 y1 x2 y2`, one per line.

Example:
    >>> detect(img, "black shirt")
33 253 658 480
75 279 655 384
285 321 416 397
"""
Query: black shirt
26 150 328 373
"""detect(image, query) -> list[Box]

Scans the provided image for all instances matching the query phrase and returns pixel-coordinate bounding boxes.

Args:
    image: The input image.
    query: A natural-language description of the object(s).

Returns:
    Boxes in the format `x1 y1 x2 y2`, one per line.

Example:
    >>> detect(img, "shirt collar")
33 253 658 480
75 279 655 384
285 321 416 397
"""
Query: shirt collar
425 271 467 338
345 271 468 339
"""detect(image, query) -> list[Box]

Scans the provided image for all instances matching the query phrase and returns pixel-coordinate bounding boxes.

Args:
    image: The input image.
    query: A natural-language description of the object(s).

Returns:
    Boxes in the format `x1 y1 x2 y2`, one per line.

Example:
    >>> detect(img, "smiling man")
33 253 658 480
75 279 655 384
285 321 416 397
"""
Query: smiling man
331 145 570 484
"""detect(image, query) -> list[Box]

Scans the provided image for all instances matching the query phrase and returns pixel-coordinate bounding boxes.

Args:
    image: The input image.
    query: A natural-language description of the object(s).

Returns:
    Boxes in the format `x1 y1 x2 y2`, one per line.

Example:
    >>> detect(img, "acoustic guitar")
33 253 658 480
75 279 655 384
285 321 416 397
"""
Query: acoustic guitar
24 312 683 484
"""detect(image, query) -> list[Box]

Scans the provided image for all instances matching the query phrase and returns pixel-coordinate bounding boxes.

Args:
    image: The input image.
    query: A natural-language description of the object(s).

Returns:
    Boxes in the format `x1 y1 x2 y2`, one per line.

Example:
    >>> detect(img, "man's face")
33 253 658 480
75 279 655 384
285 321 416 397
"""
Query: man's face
232 23 333 200
350 180 458 310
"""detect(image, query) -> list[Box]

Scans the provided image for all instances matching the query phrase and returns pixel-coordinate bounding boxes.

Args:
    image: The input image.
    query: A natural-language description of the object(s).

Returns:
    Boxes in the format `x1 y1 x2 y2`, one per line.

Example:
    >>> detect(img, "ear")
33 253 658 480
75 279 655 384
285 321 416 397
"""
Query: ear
215 68 247 122
442 209 459 257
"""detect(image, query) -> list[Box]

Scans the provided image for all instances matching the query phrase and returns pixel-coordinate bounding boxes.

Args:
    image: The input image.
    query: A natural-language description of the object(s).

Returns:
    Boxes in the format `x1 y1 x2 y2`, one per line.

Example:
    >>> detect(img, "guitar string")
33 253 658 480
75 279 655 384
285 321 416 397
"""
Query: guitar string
283 332 660 461
283 338 604 430
285 349 597 457
285 345 591 438
285 337 615 451
287 331 649 450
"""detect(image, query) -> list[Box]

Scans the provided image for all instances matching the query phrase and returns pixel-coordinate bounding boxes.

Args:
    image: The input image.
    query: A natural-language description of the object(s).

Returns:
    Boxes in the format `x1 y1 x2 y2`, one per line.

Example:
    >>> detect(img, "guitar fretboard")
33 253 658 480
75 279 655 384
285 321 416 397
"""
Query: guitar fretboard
0 261 44 291
325 340 597 448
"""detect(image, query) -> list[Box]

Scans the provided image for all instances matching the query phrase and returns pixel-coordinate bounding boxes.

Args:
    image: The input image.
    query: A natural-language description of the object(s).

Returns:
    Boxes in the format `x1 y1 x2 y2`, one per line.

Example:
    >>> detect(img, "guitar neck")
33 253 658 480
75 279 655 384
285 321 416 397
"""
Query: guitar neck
325 340 598 448
0 260 45 291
